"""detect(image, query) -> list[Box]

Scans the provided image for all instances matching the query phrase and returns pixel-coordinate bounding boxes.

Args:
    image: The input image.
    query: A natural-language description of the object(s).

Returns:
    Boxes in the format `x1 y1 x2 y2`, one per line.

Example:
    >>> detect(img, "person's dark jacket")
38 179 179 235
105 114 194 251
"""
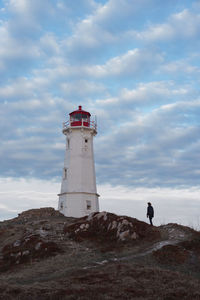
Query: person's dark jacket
147 205 154 218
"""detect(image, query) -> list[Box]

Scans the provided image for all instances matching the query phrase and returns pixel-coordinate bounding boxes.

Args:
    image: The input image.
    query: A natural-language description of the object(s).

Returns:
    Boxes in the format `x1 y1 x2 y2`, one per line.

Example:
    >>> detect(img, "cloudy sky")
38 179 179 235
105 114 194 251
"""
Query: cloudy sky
1 0 200 227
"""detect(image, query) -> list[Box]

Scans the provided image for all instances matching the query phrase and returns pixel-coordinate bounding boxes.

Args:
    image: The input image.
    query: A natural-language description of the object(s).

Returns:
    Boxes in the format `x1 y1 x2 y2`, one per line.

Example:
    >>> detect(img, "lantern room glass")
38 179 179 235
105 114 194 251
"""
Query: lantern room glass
70 113 90 123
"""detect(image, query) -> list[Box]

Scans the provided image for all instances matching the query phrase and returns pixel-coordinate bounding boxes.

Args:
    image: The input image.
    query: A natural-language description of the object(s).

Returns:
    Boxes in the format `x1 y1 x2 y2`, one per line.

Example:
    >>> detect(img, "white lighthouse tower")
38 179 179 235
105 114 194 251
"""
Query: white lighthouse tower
58 105 99 217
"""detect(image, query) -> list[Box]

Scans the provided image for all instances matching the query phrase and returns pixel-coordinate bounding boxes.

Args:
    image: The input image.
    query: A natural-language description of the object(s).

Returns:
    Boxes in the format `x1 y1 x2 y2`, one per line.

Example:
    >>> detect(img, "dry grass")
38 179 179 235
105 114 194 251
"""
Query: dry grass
1 263 200 299
1 208 200 299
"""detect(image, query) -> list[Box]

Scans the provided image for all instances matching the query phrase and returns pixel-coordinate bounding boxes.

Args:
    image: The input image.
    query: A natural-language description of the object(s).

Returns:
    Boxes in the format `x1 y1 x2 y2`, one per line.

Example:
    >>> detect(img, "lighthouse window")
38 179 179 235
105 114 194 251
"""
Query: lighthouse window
82 113 88 119
85 139 88 143
67 138 70 149
63 168 67 179
73 113 82 121
60 202 63 210
86 200 91 210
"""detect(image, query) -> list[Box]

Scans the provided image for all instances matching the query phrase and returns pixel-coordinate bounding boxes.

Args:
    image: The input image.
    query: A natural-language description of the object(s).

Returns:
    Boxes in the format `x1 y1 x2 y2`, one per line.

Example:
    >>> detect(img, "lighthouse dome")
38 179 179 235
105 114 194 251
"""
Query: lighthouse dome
69 105 90 127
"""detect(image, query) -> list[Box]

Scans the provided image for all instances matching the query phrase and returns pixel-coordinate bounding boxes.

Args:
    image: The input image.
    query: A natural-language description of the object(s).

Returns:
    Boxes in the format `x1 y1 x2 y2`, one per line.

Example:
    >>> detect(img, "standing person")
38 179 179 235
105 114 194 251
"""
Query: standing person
147 202 154 226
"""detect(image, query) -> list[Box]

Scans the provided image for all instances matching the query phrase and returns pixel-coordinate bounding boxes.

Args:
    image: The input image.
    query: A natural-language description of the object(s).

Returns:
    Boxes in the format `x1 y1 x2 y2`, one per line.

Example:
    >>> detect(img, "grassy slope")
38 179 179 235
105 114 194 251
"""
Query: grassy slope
0 208 200 300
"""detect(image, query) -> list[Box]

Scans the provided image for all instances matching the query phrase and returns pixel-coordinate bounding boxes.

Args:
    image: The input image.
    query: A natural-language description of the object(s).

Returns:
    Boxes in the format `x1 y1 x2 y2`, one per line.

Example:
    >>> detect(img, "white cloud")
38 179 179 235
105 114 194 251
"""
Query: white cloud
1 177 200 229
85 49 164 78
64 0 154 58
0 21 41 74
0 177 59 220
128 9 200 43
94 86 200 188
61 80 106 96
161 60 200 74
40 33 60 56
96 81 192 109
99 184 200 228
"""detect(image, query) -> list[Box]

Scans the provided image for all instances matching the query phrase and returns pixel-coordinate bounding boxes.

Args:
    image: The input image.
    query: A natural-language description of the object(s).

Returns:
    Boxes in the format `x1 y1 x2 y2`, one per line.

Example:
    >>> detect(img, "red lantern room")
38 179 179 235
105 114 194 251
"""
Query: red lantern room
69 105 90 127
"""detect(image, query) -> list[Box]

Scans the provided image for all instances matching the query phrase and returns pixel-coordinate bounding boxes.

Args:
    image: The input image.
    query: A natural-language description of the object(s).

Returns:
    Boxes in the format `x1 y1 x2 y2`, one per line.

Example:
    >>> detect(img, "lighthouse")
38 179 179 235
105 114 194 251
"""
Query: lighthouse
58 105 99 217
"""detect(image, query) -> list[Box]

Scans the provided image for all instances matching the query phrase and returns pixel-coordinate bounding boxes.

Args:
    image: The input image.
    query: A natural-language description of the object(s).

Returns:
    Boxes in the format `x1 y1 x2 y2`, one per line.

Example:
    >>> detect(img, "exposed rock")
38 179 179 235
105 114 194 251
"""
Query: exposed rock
1 233 61 270
18 207 63 219
0 208 70 271
64 211 160 244
159 223 199 241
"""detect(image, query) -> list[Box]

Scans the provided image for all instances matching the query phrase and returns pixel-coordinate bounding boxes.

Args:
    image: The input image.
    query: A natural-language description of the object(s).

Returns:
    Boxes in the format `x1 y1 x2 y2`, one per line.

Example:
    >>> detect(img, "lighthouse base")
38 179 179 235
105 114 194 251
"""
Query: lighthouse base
58 192 99 218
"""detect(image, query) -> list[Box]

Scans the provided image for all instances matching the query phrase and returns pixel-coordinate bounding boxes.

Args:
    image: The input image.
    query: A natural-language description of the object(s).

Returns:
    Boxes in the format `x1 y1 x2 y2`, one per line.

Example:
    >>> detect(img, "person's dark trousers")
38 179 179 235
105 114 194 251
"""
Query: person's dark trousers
149 217 153 226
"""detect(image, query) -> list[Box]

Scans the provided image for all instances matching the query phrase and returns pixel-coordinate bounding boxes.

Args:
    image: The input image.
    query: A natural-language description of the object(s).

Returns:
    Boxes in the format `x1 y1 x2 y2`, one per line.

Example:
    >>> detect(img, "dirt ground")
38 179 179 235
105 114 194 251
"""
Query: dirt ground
0 208 200 299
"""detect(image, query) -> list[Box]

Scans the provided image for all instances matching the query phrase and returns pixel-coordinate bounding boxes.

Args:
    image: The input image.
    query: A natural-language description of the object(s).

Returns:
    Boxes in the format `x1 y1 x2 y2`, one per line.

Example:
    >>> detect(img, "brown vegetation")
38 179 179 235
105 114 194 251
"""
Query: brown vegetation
153 244 189 265
0 208 200 299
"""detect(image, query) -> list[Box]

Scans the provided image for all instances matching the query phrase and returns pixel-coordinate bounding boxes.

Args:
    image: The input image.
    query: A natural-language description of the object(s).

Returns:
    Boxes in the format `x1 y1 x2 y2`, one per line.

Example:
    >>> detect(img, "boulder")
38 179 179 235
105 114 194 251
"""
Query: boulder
64 211 160 244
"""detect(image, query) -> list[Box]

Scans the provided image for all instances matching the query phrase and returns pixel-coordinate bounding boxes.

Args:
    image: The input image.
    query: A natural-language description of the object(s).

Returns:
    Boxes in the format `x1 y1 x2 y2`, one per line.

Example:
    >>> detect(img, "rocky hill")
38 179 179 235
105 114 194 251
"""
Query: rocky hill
0 207 200 299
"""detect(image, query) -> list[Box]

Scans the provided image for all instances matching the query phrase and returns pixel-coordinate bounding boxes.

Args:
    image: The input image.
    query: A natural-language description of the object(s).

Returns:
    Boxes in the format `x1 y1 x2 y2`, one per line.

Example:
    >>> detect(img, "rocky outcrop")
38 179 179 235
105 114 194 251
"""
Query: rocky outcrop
0 208 68 271
18 207 63 220
0 233 61 270
64 211 160 244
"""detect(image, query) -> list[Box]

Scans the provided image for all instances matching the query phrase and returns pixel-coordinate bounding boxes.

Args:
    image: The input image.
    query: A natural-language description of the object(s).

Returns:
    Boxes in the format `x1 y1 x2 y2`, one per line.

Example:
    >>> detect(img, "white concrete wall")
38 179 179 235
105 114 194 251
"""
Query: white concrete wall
58 192 99 218
58 126 99 217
